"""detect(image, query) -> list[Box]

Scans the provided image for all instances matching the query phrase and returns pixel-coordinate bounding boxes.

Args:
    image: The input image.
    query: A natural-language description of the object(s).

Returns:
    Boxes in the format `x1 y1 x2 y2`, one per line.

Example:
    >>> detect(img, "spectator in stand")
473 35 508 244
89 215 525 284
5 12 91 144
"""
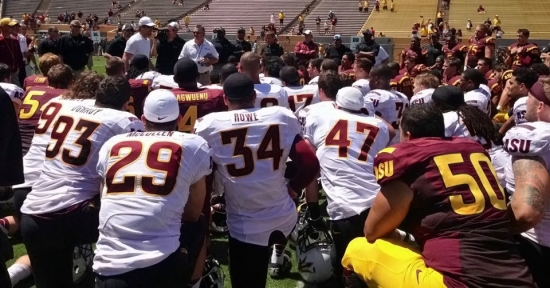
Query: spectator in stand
328 10 335 19
155 22 185 75
108 9 114 18
331 16 337 34
0 18 24 86
478 5 485 13
355 29 379 64
260 31 283 57
467 19 472 31
123 17 155 71
324 34 351 66
437 11 444 26
492 15 501 30
78 11 83 19
359 1 363 12
294 30 318 62
278 10 285 28
183 14 191 32
38 27 59 56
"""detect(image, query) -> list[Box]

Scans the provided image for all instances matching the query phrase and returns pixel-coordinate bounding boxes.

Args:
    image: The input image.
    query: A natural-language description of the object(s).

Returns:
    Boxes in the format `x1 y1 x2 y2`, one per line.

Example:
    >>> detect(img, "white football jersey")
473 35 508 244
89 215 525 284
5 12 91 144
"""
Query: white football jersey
254 83 289 109
260 76 283 86
464 89 490 115
443 111 496 148
283 85 319 112
299 101 337 130
352 79 371 95
194 106 300 246
479 84 491 98
513 97 527 125
308 76 319 85
21 105 144 215
14 97 95 189
504 122 550 247
93 131 212 276
304 107 389 220
0 82 24 105
365 89 397 124
410 88 434 106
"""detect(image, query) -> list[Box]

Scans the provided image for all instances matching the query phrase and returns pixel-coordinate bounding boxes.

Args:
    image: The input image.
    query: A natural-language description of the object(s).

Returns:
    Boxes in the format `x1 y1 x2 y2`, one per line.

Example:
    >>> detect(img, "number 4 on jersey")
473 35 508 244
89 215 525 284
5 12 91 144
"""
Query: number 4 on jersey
325 120 379 161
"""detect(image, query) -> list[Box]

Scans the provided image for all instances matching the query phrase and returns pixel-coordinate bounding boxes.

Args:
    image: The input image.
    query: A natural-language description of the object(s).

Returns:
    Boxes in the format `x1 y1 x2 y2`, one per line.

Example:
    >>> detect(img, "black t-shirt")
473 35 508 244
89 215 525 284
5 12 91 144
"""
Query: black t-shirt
233 39 252 61
156 36 186 75
0 87 23 186
37 37 58 56
355 40 380 64
58 34 94 70
106 36 127 58
325 44 352 66
261 43 284 57
212 37 235 64
424 43 442 67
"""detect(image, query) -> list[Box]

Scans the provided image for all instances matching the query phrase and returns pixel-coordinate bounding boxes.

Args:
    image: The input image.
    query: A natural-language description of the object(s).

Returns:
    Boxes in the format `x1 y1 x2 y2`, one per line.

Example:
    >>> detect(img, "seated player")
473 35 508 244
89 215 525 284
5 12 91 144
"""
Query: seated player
241 52 289 109
410 73 439 105
94 90 211 288
0 63 24 116
280 66 318 112
443 57 462 86
352 58 373 95
23 53 62 90
342 103 535 288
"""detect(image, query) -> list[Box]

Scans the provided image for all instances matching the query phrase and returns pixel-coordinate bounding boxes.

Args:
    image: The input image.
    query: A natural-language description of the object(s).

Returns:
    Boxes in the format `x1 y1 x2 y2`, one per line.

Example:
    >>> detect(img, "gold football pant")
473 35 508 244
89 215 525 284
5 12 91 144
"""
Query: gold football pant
342 237 446 288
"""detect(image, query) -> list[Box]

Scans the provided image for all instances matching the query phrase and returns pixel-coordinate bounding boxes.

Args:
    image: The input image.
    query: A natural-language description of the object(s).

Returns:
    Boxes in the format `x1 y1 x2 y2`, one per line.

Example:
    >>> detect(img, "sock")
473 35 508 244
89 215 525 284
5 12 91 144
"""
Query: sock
0 218 9 234
270 244 285 265
8 263 31 286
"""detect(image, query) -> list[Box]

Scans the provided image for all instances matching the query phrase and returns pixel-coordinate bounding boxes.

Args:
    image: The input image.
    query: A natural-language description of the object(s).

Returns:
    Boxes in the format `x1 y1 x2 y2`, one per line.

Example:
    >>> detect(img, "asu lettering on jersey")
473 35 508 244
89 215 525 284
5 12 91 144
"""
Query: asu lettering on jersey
194 106 300 246
410 88 434 105
467 36 496 67
509 43 540 69
94 131 212 276
283 85 319 112
21 105 144 215
170 87 226 133
374 137 534 288
504 122 550 248
126 79 151 118
23 75 48 90
303 106 389 220
390 74 413 98
18 86 66 155
14 98 96 189
254 83 290 109
512 97 527 124
0 82 24 106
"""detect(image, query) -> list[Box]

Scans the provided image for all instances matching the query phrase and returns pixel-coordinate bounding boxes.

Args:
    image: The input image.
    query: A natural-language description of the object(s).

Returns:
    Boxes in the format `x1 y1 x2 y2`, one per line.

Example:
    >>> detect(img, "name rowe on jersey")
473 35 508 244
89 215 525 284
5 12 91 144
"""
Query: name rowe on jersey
20 77 145 287
240 52 289 109
303 87 391 286
194 73 319 288
94 89 211 287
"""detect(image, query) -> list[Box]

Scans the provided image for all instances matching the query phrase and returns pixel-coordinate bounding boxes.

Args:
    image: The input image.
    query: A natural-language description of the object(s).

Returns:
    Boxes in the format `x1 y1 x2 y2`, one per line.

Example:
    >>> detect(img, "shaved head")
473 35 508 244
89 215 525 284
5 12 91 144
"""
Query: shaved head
240 52 261 75
105 56 125 76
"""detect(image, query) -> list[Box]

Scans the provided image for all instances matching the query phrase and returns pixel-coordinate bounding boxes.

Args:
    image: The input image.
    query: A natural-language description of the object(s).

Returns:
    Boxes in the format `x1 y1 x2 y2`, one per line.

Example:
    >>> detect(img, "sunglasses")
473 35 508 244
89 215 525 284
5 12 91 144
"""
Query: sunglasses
193 31 202 35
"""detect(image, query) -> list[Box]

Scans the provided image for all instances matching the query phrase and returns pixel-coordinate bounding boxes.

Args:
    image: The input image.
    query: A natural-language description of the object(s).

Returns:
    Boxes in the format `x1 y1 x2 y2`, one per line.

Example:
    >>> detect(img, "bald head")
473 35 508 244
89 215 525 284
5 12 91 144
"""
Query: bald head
105 56 125 76
240 52 261 75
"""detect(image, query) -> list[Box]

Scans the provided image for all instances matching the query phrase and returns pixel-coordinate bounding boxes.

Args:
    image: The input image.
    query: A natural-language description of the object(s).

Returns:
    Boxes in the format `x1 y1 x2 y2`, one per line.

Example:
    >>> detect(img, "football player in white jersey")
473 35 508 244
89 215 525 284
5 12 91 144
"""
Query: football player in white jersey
303 87 390 287
410 73 439 105
499 68 540 134
0 63 24 116
365 64 408 144
352 58 372 95
194 73 319 288
260 56 284 86
307 58 323 85
94 89 212 287
459 68 491 115
504 79 550 288
280 66 319 112
19 76 145 287
240 52 289 109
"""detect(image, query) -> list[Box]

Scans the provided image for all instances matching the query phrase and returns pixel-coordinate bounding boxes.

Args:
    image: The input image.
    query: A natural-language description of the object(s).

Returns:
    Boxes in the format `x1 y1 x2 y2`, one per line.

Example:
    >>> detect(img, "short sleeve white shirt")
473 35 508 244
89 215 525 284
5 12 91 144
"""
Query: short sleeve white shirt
124 33 151 58
178 39 219 74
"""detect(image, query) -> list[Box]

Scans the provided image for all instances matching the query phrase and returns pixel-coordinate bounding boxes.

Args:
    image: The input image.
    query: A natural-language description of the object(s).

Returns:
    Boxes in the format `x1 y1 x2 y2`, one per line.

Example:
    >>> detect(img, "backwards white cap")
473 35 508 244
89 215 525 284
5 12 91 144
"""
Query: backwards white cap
143 89 180 123
336 87 364 111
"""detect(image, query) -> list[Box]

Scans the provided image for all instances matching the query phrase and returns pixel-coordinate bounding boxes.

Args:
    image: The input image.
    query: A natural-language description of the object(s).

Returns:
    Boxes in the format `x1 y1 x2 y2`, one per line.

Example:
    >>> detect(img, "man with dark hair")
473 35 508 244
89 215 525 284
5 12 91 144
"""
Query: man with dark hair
389 61 413 98
170 58 226 133
530 63 550 80
505 67 539 126
280 66 318 112
477 57 493 78
155 22 186 75
240 52 288 108
219 63 238 85
94 89 211 288
320 59 338 73
460 68 491 114
20 76 144 287
105 24 134 58
506 29 541 69
212 27 235 73
261 56 285 85
307 58 323 85
352 58 373 95
443 57 462 86
355 30 379 65
339 52 355 75
233 27 251 62
260 32 284 58
195 73 320 288
343 100 534 288
37 26 60 56
57 20 94 77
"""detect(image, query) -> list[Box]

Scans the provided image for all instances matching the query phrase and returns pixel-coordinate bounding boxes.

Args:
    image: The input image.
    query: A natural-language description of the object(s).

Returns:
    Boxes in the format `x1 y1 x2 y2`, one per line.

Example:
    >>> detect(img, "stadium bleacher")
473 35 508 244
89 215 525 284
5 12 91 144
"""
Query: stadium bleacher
2 0 39 19
118 0 207 25
301 0 373 36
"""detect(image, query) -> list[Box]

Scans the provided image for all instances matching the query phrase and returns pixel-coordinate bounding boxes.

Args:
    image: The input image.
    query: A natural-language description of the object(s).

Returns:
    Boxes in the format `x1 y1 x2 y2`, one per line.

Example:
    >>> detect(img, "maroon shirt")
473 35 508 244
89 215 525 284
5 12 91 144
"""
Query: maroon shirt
171 87 226 133
374 137 534 288
0 35 24 73
294 41 318 60
23 75 48 90
466 36 495 67
127 79 151 118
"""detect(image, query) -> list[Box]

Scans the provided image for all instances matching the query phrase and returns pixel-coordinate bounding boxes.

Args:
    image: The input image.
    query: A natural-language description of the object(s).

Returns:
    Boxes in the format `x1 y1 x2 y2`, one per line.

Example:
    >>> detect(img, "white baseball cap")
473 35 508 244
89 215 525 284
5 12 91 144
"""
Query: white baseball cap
336 87 364 111
143 89 180 123
138 16 155 27
167 21 179 30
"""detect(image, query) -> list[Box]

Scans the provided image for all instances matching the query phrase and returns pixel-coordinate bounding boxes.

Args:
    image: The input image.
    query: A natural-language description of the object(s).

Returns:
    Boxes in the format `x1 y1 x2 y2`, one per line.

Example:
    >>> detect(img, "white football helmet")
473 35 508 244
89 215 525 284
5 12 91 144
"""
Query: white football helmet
295 216 333 284
73 244 94 283
200 255 224 288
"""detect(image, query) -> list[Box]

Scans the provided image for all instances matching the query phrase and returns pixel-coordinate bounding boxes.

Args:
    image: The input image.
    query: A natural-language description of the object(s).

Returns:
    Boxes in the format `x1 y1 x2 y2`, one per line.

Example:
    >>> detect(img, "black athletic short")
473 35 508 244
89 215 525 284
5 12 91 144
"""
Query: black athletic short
516 235 550 288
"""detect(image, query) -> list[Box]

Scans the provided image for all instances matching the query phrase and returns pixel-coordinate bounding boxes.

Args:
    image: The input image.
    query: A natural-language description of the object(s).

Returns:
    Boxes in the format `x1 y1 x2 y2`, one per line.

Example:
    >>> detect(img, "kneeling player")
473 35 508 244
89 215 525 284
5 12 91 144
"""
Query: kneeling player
342 104 535 287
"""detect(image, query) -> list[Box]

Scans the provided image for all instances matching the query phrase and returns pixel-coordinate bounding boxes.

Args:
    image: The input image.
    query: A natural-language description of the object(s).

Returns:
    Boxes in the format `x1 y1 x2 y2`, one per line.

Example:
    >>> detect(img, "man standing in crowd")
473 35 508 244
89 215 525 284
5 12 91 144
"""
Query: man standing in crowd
12 22 29 84
57 20 94 77
324 34 351 66
212 27 234 73
123 16 155 71
179 25 219 85
260 31 283 58
307 58 323 85
105 24 134 58
0 18 24 86
233 27 251 62
506 29 541 69
38 27 60 56
355 29 379 65
294 30 318 62
155 22 185 75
